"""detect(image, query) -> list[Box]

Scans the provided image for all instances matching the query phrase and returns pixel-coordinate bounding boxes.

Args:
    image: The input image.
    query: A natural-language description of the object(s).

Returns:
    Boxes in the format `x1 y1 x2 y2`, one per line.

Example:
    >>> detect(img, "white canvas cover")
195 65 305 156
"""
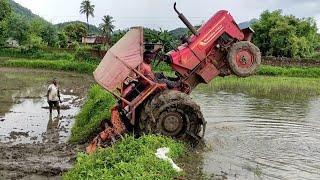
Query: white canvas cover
93 27 144 91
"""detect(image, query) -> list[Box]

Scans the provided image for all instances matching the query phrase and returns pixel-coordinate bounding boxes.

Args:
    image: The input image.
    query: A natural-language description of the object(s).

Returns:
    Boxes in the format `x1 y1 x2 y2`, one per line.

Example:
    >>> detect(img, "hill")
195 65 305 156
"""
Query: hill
55 21 101 35
9 0 48 23
170 19 258 39
169 27 188 38
238 19 258 29
9 1 100 35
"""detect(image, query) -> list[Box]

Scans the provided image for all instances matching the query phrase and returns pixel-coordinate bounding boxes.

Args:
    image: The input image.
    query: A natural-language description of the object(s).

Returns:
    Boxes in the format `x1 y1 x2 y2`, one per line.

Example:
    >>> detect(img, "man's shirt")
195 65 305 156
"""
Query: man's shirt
48 84 59 101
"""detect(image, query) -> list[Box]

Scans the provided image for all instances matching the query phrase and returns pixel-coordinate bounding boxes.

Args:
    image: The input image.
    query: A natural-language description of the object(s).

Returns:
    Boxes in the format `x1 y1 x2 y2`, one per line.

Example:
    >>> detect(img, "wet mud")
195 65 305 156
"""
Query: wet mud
0 68 94 179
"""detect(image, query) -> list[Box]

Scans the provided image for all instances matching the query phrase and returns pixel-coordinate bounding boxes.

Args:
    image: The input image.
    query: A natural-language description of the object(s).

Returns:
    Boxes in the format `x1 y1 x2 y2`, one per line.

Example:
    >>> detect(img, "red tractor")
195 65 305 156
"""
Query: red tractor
87 3 261 153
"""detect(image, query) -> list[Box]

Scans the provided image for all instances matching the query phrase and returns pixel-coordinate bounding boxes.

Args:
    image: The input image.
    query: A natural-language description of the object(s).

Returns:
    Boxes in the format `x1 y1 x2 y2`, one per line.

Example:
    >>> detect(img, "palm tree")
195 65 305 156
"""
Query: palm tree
99 15 115 44
80 0 95 34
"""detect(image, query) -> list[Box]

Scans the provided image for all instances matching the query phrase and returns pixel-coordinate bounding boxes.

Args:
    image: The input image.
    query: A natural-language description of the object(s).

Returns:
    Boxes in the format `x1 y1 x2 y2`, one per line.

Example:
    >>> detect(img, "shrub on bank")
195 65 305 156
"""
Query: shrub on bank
74 46 98 62
70 85 115 143
64 135 185 180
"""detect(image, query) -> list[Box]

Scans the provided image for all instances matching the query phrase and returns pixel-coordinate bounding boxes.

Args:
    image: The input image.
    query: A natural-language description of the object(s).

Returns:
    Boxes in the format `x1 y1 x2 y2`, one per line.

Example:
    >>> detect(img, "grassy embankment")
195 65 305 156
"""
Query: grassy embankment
64 135 185 179
70 85 115 143
68 85 187 179
0 48 97 73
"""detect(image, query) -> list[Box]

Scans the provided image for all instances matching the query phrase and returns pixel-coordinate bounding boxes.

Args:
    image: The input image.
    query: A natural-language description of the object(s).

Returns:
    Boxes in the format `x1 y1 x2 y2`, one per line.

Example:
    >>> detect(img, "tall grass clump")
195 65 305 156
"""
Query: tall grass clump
2 59 96 74
257 65 320 78
70 85 116 143
198 76 320 100
64 135 185 180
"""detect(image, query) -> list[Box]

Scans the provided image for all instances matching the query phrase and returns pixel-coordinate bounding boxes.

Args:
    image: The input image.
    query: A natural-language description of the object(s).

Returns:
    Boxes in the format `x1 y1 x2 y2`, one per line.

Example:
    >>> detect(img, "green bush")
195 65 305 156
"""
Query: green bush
74 46 98 62
64 135 185 180
252 10 319 58
70 85 115 143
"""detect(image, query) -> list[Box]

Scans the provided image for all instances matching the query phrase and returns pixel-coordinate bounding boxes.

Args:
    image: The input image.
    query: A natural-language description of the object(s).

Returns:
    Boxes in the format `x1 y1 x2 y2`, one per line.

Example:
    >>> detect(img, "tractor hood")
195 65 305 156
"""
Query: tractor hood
93 27 144 92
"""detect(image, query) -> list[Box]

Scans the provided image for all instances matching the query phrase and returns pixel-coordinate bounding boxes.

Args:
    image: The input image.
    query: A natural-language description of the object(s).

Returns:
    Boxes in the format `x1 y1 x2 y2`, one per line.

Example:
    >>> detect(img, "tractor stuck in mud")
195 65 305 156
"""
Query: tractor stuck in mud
86 3 261 153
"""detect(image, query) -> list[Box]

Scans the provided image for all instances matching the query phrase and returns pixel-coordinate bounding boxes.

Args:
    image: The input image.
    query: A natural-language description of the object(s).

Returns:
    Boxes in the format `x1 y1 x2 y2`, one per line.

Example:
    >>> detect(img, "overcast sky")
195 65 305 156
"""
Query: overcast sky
14 0 320 31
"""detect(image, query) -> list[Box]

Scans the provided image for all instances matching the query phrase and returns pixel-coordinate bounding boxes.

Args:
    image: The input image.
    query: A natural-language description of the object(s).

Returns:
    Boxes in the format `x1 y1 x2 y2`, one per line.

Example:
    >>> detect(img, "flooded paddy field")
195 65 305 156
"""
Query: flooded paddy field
1 67 320 180
191 90 320 179
0 68 94 179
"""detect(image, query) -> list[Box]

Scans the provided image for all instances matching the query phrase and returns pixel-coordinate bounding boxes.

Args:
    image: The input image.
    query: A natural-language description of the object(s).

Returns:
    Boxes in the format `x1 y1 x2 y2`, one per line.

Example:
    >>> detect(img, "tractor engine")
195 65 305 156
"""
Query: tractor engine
167 3 261 93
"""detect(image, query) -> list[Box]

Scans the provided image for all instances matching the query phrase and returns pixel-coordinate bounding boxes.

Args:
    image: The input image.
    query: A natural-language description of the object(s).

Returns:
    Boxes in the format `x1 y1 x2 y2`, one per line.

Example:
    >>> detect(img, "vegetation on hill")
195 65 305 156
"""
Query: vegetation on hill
8 0 47 23
2 1 320 60
169 27 188 38
55 21 100 35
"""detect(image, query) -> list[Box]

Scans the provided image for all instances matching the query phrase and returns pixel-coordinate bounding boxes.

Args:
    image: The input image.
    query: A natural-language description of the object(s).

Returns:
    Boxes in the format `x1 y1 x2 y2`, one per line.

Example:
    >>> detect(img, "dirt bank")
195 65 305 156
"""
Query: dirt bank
0 142 85 179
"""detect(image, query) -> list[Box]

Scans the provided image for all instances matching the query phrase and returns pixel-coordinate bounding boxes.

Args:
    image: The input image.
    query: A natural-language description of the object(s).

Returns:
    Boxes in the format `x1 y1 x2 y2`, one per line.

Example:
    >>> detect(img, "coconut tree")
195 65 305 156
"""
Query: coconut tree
99 15 115 44
80 0 95 34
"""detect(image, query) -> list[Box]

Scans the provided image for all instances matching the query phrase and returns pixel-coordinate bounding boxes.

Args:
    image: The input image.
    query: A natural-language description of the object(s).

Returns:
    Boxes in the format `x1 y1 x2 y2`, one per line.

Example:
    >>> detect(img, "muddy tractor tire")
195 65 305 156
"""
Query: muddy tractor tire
139 90 206 145
227 41 261 77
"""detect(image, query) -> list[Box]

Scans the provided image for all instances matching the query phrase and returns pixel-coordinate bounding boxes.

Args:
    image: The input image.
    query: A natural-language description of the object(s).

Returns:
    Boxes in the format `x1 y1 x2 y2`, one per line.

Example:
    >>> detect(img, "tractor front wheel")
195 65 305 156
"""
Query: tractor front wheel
139 90 206 145
227 41 261 77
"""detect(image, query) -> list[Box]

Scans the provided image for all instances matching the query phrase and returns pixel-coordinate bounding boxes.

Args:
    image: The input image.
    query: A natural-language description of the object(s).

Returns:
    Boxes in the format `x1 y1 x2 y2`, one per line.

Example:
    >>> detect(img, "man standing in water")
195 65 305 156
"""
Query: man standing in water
47 78 62 116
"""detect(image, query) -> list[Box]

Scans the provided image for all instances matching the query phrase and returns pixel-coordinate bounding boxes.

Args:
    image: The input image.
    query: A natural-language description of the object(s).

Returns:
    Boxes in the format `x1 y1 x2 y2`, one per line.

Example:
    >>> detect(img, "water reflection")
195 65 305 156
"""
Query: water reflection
191 91 320 179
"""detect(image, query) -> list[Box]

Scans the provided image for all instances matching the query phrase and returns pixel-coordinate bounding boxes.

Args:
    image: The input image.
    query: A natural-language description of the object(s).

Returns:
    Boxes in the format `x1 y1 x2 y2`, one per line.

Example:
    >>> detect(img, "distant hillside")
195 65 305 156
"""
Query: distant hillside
8 1 100 35
9 0 48 23
170 19 258 38
169 27 188 38
55 21 101 35
238 19 258 29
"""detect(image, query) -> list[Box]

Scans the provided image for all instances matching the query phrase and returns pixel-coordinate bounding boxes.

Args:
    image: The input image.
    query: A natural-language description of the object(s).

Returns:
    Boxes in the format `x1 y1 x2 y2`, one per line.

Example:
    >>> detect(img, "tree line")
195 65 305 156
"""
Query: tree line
0 0 115 51
252 10 320 58
0 0 319 58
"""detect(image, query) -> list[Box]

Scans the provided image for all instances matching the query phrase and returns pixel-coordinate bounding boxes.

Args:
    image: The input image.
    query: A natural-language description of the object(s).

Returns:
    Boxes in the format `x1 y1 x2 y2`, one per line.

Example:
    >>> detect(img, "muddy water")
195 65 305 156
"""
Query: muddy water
192 91 320 179
0 68 93 179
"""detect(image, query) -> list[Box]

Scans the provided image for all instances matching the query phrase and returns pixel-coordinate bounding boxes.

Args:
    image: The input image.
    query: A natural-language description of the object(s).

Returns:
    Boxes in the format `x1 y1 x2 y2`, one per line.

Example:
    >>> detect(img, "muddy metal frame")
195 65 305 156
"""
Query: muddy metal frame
105 56 163 125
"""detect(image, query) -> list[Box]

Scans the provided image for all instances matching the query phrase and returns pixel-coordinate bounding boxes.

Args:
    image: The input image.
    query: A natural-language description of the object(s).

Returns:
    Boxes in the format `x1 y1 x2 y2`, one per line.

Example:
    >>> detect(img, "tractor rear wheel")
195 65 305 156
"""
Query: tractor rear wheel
227 41 261 77
139 90 206 145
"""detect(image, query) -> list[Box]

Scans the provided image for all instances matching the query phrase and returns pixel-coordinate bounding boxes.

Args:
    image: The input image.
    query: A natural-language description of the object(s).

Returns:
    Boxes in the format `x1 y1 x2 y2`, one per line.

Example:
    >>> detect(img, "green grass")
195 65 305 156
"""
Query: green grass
197 76 320 100
70 85 116 144
1 59 97 74
64 135 185 180
257 65 320 78
0 48 74 60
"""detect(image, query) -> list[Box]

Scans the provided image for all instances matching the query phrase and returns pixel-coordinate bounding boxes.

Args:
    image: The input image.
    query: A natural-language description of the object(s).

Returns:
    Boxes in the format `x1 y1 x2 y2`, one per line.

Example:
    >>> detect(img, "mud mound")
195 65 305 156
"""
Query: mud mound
0 143 85 179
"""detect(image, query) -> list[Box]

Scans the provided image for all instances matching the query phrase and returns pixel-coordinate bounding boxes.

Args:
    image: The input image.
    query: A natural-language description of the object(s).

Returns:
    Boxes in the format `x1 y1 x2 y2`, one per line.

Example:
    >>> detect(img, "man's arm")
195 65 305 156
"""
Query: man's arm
58 88 61 103
47 85 51 102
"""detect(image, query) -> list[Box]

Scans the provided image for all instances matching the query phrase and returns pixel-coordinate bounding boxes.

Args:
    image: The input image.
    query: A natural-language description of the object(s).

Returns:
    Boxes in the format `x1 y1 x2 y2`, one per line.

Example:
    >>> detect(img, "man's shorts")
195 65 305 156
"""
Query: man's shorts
48 101 60 108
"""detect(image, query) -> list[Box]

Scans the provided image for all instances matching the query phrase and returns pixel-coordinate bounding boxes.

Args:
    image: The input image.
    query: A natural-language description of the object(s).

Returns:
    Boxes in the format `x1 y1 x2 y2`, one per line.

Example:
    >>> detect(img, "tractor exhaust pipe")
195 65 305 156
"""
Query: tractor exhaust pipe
174 2 199 36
